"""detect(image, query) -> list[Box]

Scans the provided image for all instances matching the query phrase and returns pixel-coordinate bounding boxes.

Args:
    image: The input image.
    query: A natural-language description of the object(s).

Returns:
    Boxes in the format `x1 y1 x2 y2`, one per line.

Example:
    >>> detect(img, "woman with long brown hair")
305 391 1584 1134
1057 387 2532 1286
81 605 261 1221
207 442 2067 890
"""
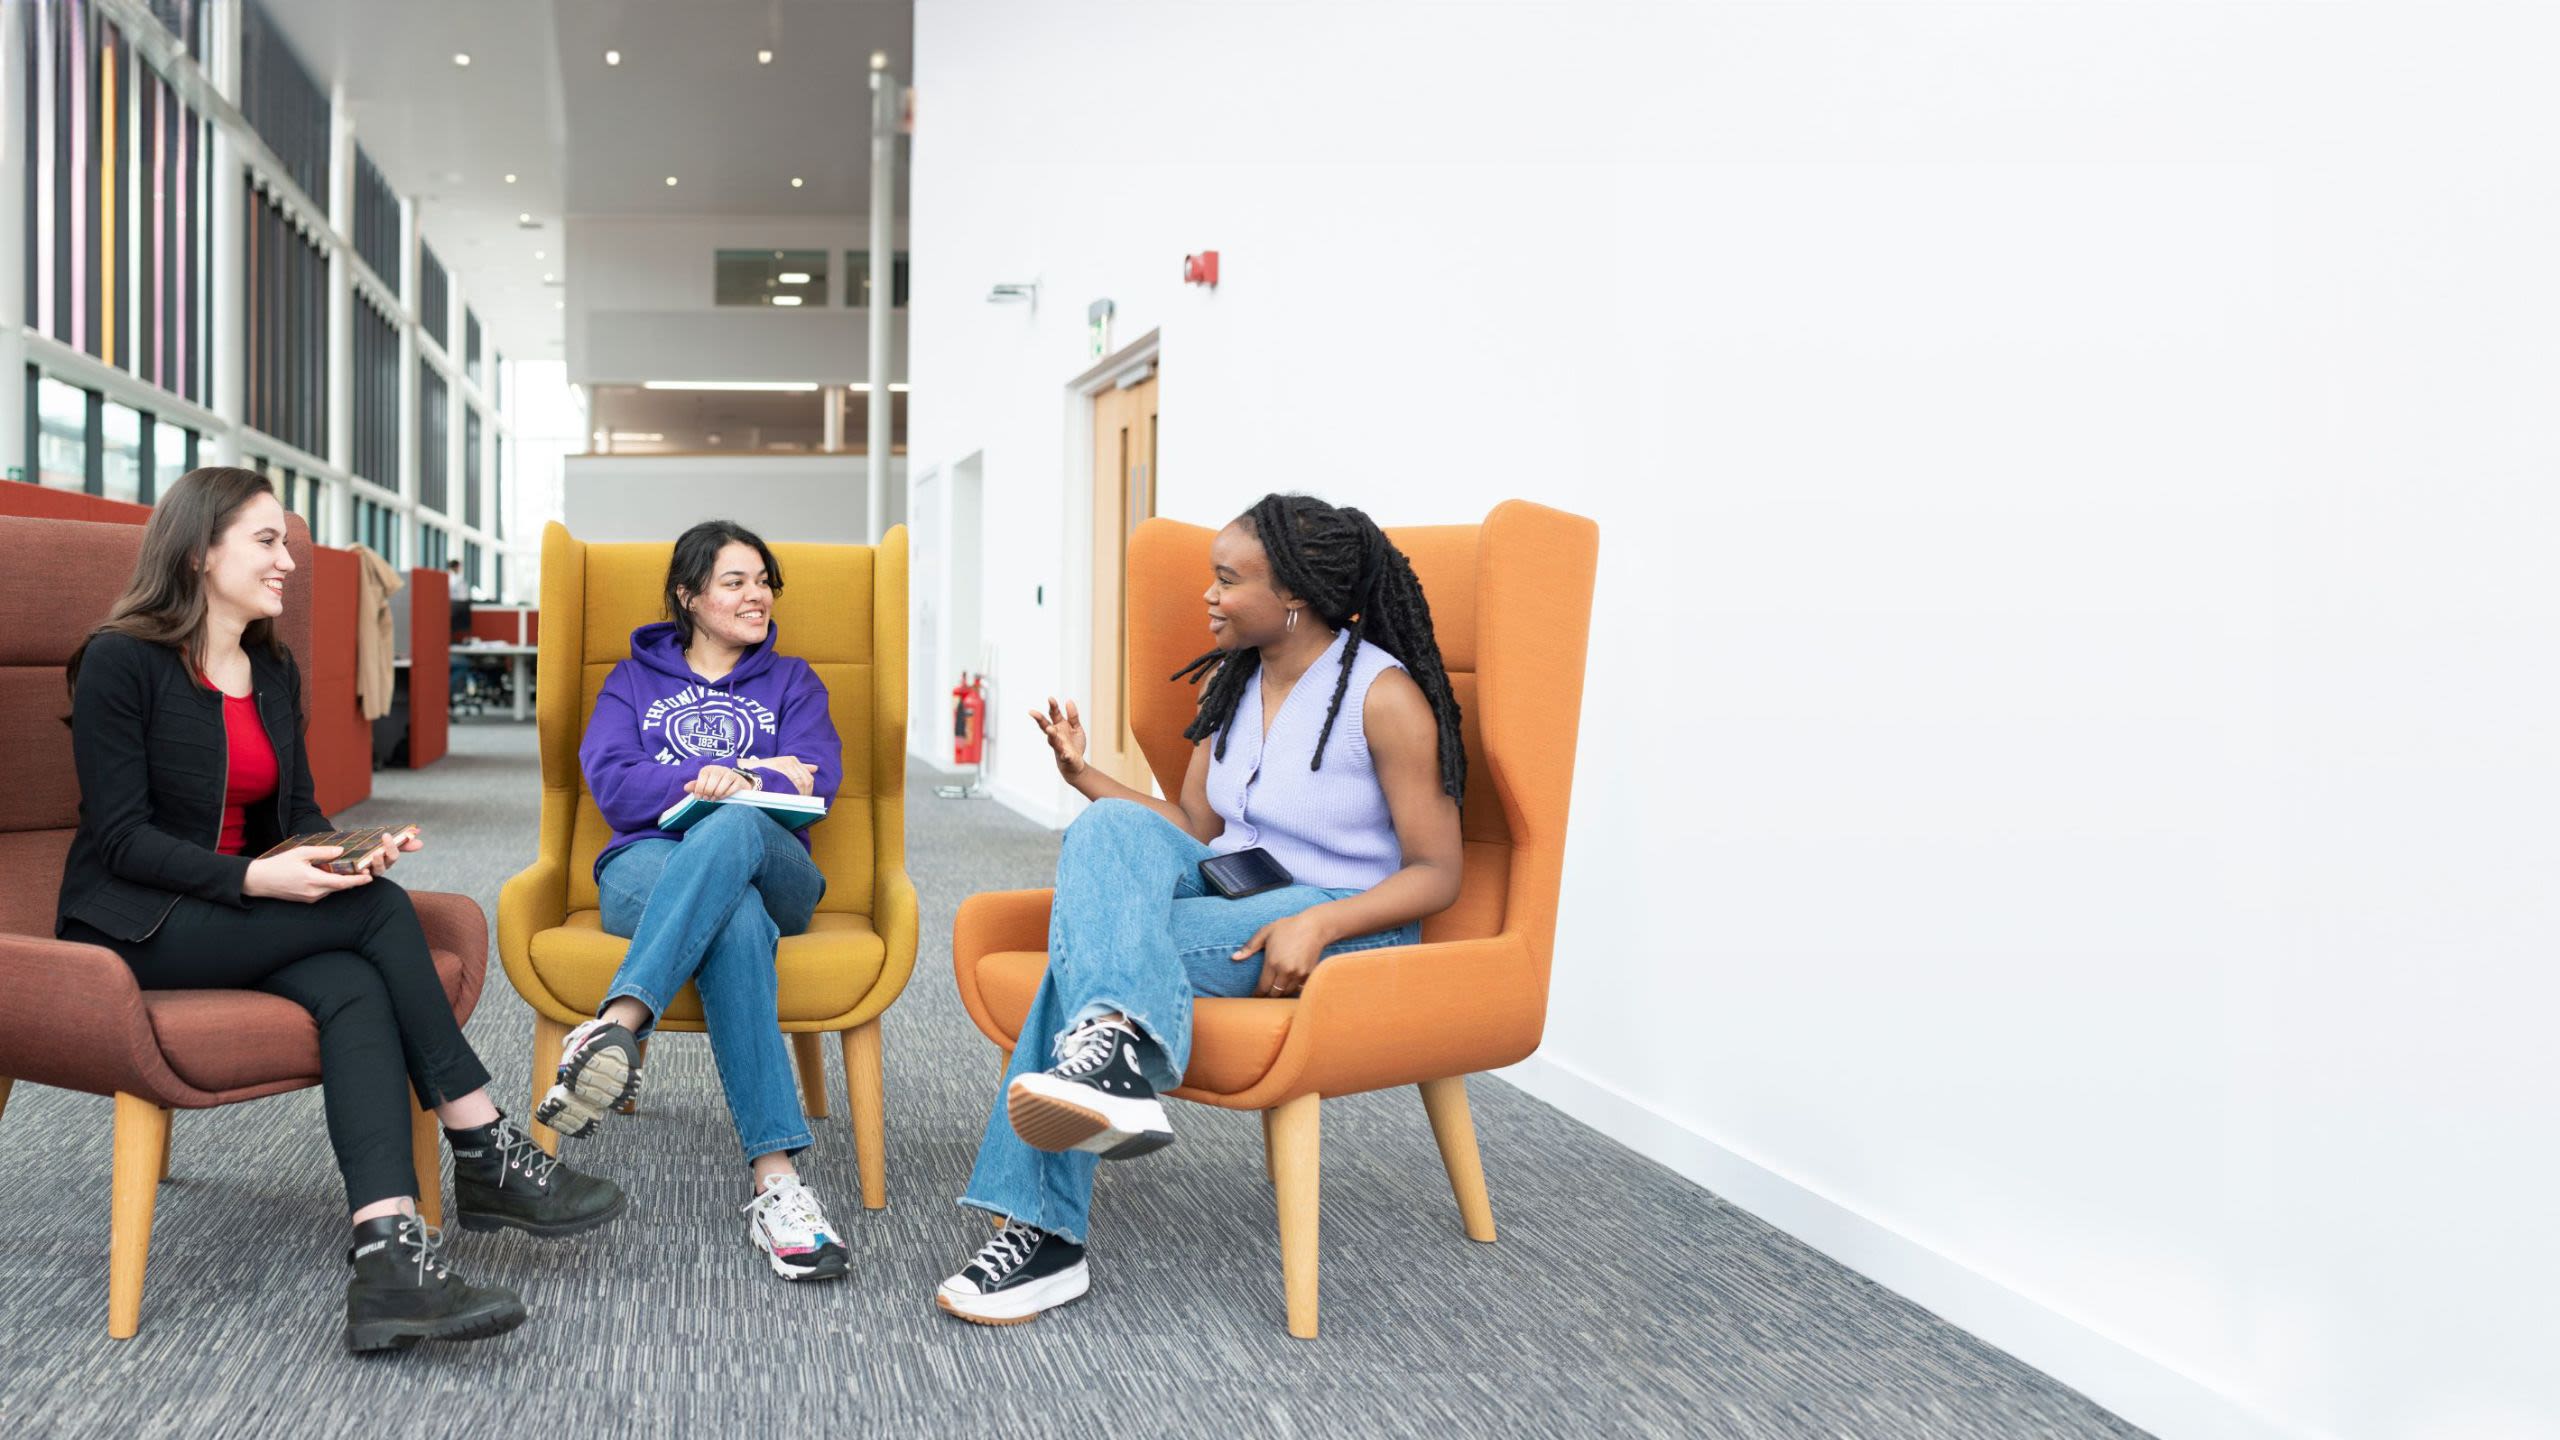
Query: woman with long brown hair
56 468 625 1352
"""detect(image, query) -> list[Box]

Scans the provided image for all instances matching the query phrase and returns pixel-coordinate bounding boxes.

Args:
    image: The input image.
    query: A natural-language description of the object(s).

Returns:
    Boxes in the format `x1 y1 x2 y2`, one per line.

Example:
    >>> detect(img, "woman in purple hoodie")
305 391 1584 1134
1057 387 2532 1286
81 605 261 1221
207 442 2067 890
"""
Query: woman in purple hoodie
537 519 854 1283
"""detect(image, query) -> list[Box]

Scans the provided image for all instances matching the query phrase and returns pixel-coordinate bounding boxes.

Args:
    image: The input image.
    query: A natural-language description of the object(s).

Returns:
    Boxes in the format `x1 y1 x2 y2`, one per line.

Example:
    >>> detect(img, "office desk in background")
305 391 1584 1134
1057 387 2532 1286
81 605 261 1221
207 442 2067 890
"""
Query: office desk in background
453 641 541 720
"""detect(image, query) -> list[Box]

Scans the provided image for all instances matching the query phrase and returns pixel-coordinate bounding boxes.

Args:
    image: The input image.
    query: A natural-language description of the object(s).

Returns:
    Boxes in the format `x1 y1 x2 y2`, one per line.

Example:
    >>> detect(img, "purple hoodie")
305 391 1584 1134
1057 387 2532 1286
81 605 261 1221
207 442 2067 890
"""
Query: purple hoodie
580 620 842 878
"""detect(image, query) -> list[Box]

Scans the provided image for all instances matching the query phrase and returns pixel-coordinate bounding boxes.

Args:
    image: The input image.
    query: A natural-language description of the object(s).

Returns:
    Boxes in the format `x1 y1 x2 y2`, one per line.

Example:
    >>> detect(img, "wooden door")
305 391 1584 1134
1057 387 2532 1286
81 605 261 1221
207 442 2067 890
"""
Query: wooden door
1089 371 1158 792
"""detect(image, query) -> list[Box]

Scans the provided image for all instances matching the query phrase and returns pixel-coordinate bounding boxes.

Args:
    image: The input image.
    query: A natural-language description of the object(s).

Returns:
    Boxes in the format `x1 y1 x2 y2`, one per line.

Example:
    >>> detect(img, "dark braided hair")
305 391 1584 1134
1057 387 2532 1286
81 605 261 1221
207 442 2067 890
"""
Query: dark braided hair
1170 494 1467 802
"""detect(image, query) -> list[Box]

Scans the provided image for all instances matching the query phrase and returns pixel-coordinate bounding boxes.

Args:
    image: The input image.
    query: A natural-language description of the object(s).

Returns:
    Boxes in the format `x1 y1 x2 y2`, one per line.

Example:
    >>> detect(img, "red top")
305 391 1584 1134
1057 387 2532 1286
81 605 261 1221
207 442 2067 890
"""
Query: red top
202 673 279 856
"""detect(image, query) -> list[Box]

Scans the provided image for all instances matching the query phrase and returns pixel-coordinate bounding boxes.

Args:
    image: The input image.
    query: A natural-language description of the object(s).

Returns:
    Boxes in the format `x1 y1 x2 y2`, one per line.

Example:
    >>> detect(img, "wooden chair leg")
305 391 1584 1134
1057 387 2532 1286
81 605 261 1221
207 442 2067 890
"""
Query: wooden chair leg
1261 1107 1276 1185
1268 1093 1323 1340
618 1038 647 1115
109 1093 170 1340
528 1012 568 1155
411 1103 445 1229
1418 1076 1498 1243
842 1020 887 1210
156 1115 174 1184
793 1031 830 1118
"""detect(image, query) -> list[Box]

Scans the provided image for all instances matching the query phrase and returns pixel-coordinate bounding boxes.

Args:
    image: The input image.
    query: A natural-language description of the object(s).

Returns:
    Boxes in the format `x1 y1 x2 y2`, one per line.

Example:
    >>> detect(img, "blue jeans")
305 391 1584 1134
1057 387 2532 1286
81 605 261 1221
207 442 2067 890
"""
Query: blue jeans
597 803 827 1165
957 800 1420 1243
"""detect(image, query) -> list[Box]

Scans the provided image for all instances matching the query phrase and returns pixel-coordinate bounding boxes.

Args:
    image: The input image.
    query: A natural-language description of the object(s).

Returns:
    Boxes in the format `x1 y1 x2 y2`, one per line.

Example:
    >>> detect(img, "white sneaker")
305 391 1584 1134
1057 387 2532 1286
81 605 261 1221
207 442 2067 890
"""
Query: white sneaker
533 1017 640 1140
743 1173 850 1282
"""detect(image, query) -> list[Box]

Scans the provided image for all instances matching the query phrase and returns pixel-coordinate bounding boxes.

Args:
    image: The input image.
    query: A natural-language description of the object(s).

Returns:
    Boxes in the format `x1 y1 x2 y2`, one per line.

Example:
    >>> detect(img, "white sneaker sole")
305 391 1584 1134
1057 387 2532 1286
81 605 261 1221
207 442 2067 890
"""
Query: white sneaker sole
750 1223 850 1282
1006 1073 1174 1159
533 1033 639 1139
936 1260 1092 1325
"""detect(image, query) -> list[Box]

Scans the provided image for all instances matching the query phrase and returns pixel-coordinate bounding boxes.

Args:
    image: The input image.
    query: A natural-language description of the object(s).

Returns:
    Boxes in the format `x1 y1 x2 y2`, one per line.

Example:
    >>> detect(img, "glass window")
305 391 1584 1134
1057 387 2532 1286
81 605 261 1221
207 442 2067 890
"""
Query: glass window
716 249 827 308
100 402 145 502
36 378 91 491
845 251 910 309
152 420 191 499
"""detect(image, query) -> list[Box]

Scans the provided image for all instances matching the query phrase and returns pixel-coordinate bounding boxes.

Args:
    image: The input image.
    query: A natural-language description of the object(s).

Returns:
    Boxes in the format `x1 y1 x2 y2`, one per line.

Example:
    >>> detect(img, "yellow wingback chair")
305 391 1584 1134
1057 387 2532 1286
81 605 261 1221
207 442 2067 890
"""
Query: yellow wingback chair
498 521 917 1208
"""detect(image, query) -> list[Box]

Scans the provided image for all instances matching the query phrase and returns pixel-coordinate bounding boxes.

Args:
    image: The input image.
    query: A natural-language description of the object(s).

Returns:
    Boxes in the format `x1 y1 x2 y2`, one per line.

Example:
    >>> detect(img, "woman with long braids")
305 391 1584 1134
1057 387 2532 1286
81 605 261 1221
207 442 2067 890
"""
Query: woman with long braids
937 492 1468 1325
57 468 625 1352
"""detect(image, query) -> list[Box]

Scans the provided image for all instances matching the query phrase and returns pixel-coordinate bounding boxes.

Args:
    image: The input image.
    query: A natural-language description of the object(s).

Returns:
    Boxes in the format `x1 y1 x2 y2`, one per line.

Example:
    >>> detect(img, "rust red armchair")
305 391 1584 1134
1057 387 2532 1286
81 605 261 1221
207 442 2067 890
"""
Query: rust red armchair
0 512 489 1339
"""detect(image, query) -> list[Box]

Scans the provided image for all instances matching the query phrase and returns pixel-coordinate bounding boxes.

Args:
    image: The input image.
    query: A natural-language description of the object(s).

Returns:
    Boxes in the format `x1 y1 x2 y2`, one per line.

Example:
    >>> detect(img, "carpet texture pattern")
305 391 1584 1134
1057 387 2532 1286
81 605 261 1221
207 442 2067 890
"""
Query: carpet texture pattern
0 723 2144 1438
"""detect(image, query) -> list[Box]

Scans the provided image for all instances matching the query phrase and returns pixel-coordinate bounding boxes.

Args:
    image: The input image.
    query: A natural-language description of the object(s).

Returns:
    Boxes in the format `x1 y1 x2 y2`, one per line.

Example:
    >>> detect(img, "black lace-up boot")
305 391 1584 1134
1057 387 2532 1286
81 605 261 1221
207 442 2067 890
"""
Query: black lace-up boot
344 1212 526 1353
448 1114 628 1237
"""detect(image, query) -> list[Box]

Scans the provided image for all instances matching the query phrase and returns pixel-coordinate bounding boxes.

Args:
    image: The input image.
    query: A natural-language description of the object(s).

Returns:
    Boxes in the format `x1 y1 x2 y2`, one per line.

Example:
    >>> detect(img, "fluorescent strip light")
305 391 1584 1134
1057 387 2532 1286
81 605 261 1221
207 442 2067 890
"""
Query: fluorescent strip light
842 383 912 392
640 381 819 392
607 432 665 442
770 296 804 307
777 272 811 284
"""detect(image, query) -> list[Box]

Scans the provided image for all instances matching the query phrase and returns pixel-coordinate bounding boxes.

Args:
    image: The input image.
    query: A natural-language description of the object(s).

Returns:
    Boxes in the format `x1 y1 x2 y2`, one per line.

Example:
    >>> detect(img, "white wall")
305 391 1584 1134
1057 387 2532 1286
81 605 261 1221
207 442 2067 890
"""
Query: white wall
562 454 894 544
565 214 908 384
908 5 2560 1438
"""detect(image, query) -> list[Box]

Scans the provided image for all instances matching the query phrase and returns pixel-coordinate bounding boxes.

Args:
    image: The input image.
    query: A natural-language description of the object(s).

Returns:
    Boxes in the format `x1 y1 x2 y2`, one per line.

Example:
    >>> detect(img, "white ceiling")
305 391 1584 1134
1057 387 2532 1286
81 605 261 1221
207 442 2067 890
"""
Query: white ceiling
249 0 912 369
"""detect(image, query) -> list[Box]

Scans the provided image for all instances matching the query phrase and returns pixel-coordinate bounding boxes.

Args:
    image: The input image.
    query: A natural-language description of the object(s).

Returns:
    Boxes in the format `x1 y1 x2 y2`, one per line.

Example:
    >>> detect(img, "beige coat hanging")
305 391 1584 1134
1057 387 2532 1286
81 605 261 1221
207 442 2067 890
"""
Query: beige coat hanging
354 545 405 722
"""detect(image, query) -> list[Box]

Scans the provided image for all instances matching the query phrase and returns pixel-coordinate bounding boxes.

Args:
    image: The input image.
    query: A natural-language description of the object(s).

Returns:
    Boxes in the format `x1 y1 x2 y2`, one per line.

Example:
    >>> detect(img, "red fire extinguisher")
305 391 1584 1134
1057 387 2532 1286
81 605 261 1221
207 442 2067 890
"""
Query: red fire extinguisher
952 673 986 765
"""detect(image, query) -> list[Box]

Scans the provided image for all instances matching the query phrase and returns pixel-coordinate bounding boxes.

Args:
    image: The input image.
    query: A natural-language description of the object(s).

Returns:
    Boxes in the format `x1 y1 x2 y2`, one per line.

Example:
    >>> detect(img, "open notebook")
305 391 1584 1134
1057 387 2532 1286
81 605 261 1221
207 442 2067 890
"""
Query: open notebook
655 790 828 835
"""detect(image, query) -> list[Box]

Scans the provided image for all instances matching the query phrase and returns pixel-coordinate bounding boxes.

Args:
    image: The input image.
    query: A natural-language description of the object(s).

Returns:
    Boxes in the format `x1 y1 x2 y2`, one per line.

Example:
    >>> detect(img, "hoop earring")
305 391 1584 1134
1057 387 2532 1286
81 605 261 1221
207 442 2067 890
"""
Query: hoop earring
1285 608 1299 631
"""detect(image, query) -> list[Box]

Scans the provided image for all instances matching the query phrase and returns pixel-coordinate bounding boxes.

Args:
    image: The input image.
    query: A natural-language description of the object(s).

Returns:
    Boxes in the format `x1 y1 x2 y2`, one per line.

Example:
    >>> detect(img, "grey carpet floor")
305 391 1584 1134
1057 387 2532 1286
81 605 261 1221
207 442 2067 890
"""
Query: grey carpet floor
0 722 2145 1439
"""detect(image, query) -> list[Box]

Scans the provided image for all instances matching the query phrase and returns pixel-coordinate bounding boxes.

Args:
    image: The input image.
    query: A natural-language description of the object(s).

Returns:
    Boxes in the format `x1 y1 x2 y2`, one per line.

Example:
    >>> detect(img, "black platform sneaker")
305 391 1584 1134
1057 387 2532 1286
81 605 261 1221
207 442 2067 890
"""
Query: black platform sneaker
449 1114 628 1237
343 1213 526 1354
935 1222 1090 1326
1006 1016 1174 1159
535 1017 641 1139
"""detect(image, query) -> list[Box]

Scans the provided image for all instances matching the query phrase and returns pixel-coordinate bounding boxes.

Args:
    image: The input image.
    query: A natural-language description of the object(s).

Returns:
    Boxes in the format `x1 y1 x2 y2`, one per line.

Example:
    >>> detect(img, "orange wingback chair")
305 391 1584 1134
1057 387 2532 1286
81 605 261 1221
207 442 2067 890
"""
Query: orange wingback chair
952 499 1598 1337
498 522 916 1208
0 511 489 1339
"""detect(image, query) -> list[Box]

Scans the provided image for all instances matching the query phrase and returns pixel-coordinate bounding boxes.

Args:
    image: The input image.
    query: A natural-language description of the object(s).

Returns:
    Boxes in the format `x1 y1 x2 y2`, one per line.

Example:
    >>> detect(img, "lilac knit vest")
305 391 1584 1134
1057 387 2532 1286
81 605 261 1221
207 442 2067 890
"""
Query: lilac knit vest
1205 628 1406 891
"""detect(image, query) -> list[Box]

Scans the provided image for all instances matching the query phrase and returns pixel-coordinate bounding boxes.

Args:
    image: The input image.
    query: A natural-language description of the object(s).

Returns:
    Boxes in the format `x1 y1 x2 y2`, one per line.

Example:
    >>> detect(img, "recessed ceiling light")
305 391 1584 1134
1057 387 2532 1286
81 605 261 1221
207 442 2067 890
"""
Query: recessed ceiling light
790 177 804 188
517 212 531 224
758 49 774 64
605 49 622 66
870 51 888 71
665 176 679 187
555 301 565 310
533 250 546 260
453 53 471 67
771 295 803 307
777 271 811 284
504 173 518 184
542 273 555 283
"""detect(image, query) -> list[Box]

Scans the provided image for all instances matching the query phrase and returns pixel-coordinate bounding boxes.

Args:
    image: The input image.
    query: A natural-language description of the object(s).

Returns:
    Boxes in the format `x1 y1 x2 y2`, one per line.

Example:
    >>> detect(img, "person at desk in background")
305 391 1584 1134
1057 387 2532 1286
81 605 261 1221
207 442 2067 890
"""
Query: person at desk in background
447 560 476 706
56 468 627 1352
541 519 856 1283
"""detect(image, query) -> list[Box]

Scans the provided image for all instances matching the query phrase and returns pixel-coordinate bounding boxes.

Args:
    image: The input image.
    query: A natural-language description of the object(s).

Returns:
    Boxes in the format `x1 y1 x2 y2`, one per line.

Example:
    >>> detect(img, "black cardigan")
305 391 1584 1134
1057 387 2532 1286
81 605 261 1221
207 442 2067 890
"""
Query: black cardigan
55 631 331 943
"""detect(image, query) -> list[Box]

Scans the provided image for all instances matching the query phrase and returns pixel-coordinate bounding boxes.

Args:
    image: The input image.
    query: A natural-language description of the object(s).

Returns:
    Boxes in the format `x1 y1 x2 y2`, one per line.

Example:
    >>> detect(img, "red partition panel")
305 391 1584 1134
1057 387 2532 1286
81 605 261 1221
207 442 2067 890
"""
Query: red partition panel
304 545 371 815
0 486 152 524
406 569 448 768
467 607 540 645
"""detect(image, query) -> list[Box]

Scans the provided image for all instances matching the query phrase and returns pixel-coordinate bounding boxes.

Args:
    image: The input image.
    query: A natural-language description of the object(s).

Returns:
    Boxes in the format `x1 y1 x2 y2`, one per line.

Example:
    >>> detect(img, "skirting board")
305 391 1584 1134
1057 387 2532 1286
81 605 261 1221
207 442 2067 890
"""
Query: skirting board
987 772 1075 832
1490 1052 2296 1440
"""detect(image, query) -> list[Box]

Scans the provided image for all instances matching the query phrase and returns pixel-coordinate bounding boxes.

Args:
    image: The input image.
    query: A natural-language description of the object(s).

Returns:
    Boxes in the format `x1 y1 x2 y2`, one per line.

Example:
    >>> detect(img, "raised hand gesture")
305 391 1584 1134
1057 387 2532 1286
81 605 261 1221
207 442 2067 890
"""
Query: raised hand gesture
1030 697 1089 781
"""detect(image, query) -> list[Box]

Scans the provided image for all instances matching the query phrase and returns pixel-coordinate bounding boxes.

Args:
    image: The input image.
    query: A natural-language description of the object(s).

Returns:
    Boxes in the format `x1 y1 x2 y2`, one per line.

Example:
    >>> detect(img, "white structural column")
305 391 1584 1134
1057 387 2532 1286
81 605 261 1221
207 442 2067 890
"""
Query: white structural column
325 83 352 534
207 0 245 463
866 56 896 539
0 5 30 479
394 192 418 527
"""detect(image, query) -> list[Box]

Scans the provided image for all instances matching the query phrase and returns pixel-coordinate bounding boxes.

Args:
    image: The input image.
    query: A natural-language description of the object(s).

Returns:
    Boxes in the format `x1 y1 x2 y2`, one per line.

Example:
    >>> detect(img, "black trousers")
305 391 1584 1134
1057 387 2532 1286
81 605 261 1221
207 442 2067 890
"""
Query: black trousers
69 879 493 1211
